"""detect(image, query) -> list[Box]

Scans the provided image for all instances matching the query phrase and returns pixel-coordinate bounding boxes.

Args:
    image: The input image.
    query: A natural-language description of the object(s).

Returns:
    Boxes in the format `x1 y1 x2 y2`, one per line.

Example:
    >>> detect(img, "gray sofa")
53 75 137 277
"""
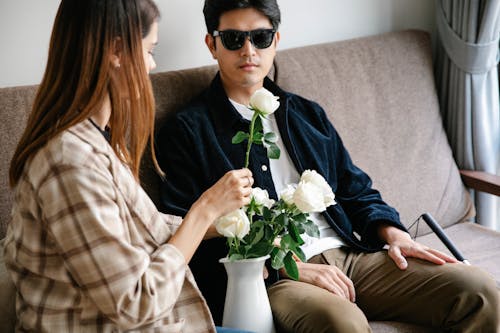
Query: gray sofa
1 30 499 332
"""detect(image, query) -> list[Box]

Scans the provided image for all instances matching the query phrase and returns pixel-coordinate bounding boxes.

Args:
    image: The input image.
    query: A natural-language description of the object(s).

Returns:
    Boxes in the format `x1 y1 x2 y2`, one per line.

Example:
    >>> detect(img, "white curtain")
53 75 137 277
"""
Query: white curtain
434 0 500 229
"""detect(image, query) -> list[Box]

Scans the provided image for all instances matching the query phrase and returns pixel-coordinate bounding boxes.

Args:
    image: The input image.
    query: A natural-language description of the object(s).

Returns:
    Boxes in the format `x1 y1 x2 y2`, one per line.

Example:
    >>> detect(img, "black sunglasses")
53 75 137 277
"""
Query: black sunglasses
213 29 276 51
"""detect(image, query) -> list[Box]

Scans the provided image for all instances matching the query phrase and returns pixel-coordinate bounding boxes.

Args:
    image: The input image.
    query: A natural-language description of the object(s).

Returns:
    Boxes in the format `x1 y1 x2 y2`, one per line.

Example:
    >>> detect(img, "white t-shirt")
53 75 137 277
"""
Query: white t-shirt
230 99 347 260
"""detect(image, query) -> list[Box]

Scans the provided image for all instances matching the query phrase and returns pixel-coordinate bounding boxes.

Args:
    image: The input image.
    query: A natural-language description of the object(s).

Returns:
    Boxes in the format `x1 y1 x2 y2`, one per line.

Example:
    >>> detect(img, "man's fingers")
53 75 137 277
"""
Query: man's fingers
404 246 448 265
324 270 354 302
413 248 446 265
388 246 408 270
338 272 356 302
322 276 348 300
428 248 457 263
296 262 356 302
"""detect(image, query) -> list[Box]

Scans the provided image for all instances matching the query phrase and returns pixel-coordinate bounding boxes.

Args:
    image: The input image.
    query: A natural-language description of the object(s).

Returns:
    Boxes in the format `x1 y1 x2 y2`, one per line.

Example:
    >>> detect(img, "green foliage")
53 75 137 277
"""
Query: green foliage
225 198 319 280
232 131 249 144
230 109 281 168
266 143 281 159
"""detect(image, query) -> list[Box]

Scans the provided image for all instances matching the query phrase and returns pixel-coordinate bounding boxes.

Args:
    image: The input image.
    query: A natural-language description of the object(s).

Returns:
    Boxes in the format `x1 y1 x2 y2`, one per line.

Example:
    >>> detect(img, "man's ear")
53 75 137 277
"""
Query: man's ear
205 33 217 60
274 31 280 48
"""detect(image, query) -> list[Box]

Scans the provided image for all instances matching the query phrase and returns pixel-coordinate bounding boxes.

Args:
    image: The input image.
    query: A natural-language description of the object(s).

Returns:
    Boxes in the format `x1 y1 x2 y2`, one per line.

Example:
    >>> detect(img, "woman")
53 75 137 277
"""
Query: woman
4 0 253 332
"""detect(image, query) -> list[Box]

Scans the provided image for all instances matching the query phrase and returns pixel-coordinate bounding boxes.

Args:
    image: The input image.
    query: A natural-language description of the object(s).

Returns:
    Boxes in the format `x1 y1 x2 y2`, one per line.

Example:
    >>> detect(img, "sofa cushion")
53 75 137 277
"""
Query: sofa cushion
273 30 474 236
417 222 500 286
0 239 16 333
369 321 437 333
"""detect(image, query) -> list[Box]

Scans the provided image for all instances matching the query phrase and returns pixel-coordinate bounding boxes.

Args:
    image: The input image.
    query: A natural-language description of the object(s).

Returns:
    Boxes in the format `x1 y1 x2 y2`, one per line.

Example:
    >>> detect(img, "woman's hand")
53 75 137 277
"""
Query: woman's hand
197 168 254 222
168 169 253 262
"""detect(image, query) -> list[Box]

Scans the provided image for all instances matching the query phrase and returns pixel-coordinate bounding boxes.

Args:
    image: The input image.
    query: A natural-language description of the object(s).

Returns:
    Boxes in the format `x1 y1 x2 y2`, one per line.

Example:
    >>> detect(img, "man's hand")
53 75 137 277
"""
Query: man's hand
281 261 356 302
378 225 458 270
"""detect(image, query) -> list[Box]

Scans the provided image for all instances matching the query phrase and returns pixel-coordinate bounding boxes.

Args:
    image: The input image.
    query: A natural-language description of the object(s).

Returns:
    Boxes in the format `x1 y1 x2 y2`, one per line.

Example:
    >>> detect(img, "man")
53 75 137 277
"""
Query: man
157 0 499 332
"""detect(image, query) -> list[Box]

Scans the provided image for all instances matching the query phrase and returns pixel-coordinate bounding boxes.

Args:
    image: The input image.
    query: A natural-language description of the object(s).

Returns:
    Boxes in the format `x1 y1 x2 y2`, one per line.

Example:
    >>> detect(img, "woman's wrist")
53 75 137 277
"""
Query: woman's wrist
190 195 218 228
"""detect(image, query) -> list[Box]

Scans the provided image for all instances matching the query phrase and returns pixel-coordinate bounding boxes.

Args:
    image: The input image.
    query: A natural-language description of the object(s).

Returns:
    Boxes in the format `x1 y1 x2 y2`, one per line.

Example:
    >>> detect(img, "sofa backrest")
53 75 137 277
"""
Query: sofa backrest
272 30 473 234
0 86 37 238
0 30 473 240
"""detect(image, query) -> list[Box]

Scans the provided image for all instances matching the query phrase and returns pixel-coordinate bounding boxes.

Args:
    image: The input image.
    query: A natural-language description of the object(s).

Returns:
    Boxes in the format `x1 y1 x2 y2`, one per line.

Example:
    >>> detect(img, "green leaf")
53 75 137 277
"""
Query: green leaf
271 248 286 270
288 222 303 244
292 247 306 262
252 132 263 144
262 206 272 220
254 116 263 132
267 143 281 159
264 132 278 143
246 242 274 258
249 225 265 245
275 213 288 228
280 234 295 250
284 252 299 280
232 131 249 144
246 198 256 214
294 223 305 235
229 253 245 261
302 220 320 238
292 213 307 224
264 223 275 240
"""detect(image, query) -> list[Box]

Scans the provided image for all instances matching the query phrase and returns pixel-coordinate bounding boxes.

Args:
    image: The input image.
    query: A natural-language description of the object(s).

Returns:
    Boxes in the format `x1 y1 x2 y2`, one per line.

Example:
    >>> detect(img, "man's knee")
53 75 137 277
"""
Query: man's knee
445 265 499 330
269 280 371 333
273 299 371 333
452 266 498 309
302 302 371 333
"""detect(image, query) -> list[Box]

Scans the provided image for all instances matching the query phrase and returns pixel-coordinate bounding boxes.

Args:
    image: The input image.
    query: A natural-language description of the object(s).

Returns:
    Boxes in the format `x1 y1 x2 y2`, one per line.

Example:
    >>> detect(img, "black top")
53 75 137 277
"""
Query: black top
88 118 111 142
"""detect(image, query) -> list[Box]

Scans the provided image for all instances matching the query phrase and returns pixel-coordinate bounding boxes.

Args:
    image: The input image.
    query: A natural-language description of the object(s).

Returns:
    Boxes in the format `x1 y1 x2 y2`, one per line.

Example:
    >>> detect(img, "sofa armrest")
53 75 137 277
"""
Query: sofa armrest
459 170 500 196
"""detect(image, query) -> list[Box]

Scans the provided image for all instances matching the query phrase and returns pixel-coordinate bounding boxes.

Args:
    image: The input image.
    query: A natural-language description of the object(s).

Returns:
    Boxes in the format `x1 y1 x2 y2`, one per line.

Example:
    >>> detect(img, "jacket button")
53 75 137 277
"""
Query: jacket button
261 165 268 171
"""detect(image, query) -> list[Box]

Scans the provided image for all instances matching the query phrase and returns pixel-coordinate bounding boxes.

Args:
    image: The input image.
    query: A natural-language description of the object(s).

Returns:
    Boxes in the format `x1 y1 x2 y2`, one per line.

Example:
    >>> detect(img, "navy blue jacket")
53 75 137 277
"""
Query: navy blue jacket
157 73 406 324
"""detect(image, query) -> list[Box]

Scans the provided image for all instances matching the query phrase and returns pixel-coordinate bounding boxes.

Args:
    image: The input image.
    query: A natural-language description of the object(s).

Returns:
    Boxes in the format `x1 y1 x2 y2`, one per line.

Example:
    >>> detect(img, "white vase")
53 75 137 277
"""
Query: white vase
219 255 276 333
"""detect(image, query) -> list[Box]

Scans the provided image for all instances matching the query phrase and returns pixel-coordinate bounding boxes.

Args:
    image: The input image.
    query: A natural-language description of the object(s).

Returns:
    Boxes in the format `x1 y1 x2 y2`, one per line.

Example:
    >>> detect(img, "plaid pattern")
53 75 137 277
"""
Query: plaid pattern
4 120 216 332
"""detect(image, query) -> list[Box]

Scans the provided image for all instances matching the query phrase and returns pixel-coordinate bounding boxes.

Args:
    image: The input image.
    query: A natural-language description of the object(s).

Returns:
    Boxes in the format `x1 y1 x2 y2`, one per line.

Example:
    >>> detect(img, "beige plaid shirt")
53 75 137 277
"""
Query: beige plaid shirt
3 120 216 332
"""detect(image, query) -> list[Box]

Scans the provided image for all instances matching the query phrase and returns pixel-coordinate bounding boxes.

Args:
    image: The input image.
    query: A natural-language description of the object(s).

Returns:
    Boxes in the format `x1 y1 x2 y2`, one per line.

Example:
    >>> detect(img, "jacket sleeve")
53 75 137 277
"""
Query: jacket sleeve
317 104 408 247
37 157 188 329
156 114 207 217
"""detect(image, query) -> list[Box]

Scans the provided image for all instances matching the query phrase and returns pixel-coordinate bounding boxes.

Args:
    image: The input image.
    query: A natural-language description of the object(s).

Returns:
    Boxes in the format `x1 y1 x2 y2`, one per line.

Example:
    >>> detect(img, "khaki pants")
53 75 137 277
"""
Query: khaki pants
268 248 499 333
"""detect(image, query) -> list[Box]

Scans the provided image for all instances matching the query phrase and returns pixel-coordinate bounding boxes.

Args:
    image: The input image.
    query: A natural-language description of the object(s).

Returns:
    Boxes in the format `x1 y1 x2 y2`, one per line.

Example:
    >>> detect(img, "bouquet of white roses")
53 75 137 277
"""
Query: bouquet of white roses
215 87 336 280
215 170 336 280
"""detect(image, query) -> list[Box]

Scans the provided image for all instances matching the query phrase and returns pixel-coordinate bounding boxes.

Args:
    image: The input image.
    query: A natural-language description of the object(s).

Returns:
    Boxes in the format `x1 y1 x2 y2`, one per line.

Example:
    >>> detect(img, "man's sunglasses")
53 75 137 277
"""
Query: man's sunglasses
212 29 276 51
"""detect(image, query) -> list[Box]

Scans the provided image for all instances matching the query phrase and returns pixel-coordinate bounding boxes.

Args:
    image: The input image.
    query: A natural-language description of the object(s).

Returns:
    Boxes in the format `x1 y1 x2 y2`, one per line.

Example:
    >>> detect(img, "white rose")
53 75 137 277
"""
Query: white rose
300 170 336 207
249 87 280 115
252 187 275 208
279 184 296 205
214 209 250 239
293 181 326 213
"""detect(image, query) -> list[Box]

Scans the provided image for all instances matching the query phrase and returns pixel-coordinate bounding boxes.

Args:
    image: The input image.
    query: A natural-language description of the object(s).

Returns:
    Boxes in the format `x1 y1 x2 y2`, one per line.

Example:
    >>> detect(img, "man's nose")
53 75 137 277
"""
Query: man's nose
240 36 256 56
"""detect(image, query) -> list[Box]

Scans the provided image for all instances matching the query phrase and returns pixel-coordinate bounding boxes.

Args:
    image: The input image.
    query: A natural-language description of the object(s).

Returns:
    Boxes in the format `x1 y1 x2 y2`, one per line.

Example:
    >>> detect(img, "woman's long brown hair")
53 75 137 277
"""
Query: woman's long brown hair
9 0 161 187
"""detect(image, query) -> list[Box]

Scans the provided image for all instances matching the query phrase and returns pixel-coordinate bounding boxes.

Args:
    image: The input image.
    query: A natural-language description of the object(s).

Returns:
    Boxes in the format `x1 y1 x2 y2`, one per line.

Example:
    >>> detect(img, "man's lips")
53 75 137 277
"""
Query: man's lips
239 63 258 71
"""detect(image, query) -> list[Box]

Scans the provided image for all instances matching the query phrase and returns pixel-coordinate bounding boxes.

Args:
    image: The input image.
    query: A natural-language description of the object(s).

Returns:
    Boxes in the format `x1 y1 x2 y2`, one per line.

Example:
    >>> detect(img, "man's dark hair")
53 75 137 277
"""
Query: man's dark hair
203 0 281 34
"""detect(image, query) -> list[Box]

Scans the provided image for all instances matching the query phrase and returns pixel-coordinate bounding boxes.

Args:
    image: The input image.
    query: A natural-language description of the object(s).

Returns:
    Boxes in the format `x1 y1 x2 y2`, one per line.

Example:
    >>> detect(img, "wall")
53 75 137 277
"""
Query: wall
0 0 435 88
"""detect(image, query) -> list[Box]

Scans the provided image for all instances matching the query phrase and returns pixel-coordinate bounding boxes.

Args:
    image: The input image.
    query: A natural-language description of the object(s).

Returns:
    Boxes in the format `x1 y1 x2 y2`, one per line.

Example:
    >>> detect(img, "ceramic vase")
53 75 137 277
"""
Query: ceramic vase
219 255 276 333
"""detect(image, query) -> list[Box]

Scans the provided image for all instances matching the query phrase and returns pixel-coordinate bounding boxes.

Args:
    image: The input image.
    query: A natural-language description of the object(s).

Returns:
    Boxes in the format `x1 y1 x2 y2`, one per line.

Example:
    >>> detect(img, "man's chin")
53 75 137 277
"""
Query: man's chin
239 73 266 86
